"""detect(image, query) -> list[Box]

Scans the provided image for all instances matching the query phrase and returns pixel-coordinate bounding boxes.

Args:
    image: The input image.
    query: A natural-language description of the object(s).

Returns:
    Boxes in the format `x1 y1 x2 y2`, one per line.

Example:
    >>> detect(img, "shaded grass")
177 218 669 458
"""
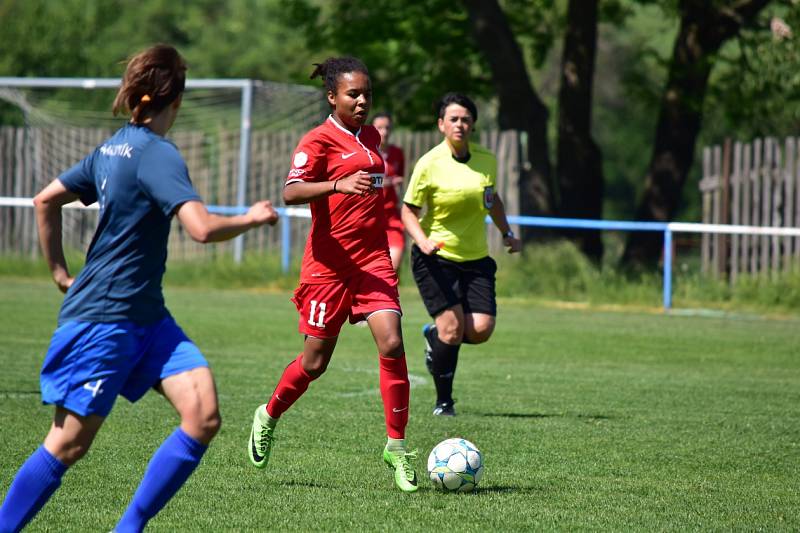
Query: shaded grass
0 278 798 531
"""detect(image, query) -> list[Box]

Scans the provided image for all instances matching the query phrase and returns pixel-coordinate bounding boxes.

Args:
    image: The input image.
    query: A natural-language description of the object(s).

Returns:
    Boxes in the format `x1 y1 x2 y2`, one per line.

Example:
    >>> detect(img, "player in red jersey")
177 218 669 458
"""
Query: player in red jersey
371 112 406 271
247 57 418 493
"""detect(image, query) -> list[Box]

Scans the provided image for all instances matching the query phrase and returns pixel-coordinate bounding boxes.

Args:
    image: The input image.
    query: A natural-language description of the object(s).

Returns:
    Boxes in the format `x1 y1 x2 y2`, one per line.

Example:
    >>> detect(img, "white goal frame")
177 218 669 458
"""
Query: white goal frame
0 76 280 262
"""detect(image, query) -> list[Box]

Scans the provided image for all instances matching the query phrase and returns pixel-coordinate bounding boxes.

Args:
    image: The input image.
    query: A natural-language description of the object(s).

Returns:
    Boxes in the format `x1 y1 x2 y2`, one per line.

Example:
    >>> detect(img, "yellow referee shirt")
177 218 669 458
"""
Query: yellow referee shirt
404 141 497 262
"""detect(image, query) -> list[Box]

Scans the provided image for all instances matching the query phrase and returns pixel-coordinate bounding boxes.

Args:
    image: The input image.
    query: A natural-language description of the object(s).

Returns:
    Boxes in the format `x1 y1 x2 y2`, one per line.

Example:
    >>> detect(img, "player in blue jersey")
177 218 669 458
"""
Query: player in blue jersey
0 44 278 533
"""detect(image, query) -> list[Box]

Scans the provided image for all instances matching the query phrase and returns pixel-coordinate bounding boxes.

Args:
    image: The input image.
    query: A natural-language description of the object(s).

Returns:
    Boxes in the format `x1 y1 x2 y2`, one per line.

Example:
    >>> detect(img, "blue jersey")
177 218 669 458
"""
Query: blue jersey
57 123 201 325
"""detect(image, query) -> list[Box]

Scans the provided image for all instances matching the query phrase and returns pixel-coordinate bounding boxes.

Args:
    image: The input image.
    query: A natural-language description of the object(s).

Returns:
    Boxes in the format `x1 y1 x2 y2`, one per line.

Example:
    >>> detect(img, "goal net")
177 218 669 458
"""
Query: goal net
0 78 324 263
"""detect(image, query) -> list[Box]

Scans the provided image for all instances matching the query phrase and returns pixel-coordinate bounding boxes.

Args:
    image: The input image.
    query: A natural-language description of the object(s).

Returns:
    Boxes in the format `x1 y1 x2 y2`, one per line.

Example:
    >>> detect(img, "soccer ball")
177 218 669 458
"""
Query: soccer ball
427 438 484 492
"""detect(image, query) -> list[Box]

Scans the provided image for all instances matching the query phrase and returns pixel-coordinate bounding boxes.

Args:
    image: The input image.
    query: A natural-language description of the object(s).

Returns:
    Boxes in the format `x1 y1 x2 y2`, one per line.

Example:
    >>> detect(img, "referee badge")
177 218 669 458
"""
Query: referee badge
483 186 494 209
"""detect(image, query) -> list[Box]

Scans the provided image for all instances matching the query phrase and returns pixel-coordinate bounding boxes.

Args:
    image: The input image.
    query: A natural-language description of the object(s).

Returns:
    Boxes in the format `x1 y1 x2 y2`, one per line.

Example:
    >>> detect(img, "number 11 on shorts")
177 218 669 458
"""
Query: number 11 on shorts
308 300 327 327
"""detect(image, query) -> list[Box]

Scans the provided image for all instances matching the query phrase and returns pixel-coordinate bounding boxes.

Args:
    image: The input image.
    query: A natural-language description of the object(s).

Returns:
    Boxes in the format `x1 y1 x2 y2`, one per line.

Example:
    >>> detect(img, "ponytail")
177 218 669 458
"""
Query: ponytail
310 56 369 94
112 44 187 124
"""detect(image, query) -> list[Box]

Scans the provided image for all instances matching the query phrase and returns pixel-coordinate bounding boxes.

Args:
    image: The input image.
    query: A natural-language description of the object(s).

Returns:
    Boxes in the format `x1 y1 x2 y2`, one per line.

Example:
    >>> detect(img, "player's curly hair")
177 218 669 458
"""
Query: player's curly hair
310 56 370 94
436 93 478 123
112 44 187 124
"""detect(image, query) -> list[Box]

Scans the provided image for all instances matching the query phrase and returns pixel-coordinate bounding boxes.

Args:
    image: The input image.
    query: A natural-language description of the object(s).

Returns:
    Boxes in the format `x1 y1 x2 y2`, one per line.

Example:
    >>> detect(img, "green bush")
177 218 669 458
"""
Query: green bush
494 240 800 314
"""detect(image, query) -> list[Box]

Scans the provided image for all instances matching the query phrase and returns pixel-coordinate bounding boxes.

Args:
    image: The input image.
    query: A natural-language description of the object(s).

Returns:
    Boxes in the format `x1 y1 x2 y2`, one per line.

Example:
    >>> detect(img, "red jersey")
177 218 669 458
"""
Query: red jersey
286 116 389 283
381 144 405 228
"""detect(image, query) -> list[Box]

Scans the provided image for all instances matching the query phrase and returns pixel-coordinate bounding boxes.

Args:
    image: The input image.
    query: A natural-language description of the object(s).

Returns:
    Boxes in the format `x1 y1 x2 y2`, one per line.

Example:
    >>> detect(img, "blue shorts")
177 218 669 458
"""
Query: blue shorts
40 316 207 417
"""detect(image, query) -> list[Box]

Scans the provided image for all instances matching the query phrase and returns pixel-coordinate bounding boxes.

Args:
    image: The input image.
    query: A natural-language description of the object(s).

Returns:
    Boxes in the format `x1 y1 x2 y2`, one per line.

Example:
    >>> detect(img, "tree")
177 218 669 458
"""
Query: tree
463 0 556 230
0 0 321 125
622 0 772 267
283 0 559 232
555 0 604 261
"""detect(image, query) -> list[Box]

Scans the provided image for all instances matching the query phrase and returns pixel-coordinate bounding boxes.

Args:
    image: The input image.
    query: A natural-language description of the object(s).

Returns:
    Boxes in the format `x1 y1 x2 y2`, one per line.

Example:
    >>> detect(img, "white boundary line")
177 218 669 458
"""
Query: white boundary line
3 197 796 236
0 197 313 216
332 368 428 398
668 222 800 237
0 196 98 210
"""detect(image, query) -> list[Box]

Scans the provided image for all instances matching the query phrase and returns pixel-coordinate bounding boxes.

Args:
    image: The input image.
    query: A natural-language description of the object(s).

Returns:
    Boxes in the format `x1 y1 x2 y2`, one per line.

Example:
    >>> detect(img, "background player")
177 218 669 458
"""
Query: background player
247 57 418 493
401 92 521 416
371 112 406 272
0 44 278 533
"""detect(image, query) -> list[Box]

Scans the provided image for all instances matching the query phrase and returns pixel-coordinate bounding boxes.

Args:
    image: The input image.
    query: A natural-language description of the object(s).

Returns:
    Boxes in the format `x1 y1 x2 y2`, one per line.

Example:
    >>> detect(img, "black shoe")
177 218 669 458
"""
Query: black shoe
422 324 434 375
432 400 456 417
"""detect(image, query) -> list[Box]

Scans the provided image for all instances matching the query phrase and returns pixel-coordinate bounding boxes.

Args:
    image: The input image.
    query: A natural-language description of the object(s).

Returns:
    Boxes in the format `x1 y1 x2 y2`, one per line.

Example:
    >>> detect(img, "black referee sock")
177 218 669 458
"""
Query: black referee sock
425 326 460 404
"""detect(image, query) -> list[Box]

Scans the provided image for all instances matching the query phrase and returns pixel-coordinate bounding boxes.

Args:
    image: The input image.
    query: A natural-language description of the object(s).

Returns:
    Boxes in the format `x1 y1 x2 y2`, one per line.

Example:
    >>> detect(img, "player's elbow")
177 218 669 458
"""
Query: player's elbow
33 192 62 219
283 187 302 205
32 191 51 212
177 204 215 243
187 225 212 244
192 231 212 244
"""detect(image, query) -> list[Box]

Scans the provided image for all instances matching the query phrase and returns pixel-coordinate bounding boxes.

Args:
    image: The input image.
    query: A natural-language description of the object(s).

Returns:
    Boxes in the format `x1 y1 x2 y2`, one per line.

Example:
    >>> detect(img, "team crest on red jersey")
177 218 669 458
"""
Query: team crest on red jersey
293 151 309 168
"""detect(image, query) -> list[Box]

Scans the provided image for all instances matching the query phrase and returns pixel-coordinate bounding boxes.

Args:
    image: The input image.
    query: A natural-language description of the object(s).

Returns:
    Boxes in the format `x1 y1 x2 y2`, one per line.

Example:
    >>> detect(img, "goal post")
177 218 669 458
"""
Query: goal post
0 76 324 263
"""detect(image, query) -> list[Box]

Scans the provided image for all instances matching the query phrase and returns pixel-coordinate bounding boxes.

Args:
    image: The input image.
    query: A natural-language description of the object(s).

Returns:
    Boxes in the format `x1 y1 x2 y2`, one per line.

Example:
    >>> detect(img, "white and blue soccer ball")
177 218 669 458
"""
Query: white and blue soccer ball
427 438 484 492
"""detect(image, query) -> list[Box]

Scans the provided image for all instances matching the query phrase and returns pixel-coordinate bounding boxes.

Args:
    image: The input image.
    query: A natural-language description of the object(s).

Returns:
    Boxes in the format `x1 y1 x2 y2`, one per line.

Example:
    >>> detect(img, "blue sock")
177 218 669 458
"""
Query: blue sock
115 428 207 533
0 446 67 533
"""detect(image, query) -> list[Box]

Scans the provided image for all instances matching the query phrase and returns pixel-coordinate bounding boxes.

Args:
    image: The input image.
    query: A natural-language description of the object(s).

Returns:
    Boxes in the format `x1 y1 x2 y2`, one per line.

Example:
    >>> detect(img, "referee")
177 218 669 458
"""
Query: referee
401 92 521 416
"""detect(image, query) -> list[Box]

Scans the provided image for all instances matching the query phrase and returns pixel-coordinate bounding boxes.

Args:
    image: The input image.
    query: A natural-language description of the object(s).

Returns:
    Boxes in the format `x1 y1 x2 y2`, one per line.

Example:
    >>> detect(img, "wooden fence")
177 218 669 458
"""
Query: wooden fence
0 125 522 262
700 137 800 280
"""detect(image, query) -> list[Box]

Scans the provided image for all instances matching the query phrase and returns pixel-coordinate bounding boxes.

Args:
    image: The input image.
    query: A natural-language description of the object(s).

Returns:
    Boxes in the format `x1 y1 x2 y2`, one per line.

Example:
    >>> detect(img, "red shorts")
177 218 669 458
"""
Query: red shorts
292 261 401 338
385 217 405 250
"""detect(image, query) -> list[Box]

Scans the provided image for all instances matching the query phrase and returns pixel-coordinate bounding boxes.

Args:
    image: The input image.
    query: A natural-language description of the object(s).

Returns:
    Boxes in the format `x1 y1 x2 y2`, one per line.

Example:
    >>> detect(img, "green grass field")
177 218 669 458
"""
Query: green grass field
1 278 798 531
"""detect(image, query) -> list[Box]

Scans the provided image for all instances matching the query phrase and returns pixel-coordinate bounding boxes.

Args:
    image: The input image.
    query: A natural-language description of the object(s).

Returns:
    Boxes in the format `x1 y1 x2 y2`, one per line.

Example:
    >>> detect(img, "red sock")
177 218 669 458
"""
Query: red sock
379 354 410 439
266 354 314 419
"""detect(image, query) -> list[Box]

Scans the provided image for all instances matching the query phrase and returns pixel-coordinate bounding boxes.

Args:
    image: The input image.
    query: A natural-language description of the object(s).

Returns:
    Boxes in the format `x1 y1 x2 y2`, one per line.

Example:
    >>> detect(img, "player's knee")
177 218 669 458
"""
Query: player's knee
183 407 221 444
378 334 404 357
303 358 330 378
467 323 494 344
178 394 221 441
200 409 222 440
465 329 492 344
52 439 92 466
438 322 464 345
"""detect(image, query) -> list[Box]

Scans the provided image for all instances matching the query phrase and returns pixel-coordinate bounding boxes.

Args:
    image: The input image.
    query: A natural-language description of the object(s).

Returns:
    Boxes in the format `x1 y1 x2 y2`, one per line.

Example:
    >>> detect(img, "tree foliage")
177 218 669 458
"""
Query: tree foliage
281 0 496 128
0 0 315 82
2 0 799 261
706 0 800 139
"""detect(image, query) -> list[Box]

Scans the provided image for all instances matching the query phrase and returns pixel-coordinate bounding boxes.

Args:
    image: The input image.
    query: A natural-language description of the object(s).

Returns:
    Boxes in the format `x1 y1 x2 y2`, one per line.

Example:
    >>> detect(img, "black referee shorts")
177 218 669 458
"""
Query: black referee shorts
410 244 497 318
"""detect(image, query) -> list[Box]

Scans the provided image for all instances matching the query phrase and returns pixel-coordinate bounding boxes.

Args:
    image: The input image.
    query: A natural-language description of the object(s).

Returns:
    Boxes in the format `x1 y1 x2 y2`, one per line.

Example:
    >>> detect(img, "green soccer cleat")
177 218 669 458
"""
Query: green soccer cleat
383 446 419 493
248 404 276 469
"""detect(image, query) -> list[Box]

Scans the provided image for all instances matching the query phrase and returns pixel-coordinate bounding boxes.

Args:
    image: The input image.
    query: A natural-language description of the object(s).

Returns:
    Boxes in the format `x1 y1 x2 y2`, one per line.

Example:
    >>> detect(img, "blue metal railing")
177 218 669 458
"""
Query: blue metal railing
8 197 796 312
504 215 674 310
208 206 680 309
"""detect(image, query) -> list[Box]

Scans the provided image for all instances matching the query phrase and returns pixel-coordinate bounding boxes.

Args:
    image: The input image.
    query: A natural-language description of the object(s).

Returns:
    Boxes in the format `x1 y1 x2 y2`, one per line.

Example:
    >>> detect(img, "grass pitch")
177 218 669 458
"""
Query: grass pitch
1 278 798 531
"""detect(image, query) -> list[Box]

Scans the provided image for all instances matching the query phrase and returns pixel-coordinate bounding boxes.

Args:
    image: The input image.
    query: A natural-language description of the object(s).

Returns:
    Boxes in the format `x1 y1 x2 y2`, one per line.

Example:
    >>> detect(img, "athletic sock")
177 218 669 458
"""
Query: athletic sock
262 409 279 430
115 427 207 533
266 354 315 419
386 437 406 452
379 354 410 439
0 445 67 532
425 326 460 404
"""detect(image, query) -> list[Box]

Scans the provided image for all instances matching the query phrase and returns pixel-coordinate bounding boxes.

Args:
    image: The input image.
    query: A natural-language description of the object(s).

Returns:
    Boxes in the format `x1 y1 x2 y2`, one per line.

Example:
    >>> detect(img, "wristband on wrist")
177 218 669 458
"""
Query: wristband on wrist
333 179 338 193
502 229 515 239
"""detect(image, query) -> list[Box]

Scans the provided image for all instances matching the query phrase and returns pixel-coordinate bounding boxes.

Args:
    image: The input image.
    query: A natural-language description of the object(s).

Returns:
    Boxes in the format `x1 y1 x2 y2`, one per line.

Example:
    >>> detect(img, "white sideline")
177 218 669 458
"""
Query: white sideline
333 370 428 398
